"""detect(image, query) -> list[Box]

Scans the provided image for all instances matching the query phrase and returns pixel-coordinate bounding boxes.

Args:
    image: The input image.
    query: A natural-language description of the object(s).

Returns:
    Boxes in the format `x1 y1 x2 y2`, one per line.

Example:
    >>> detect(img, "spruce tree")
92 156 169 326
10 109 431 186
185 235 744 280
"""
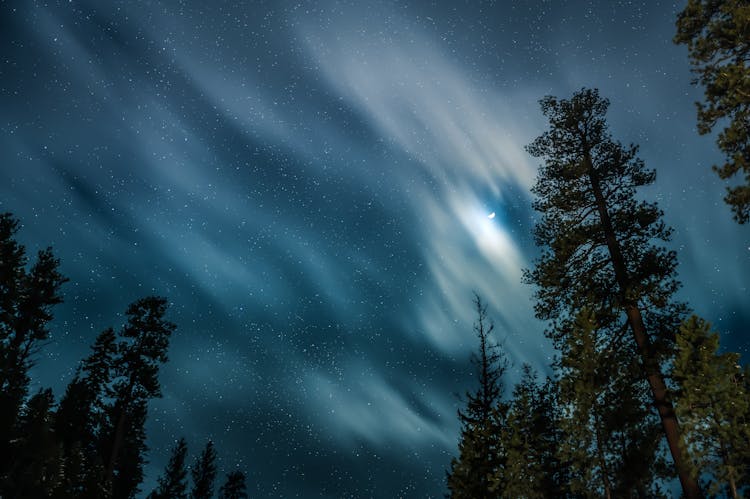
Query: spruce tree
674 0 750 223
447 295 507 499
0 213 67 479
191 440 218 499
672 315 750 498
525 88 701 497
218 471 248 499
150 438 189 499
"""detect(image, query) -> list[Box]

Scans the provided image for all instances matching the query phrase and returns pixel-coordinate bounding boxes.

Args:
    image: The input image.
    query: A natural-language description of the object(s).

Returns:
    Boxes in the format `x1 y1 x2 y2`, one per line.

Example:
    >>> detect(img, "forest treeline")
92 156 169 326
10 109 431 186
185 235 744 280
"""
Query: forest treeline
0 212 248 498
446 88 749 498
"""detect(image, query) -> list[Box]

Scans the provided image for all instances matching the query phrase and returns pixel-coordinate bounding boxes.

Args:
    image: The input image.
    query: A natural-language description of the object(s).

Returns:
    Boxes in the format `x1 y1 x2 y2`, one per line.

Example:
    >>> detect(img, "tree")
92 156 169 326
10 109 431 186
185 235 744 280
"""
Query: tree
191 441 218 499
447 295 508 499
674 0 750 223
497 365 569 498
525 88 702 498
556 309 665 498
0 213 67 479
150 438 189 499
219 471 248 499
54 328 118 498
672 315 750 498
101 297 175 497
3 388 61 497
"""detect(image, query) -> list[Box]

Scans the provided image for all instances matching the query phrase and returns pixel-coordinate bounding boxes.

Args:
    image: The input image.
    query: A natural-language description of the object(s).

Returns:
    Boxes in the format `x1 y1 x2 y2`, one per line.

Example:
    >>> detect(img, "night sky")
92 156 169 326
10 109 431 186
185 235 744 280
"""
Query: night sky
1 0 749 497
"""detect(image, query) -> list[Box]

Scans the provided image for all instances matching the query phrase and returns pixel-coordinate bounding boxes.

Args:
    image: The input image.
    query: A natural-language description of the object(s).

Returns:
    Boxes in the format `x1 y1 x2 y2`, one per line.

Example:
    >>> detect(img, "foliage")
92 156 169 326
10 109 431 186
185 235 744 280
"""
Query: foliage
673 315 750 498
219 471 249 499
524 88 700 497
675 0 750 223
150 438 190 499
447 295 508 499
191 441 218 499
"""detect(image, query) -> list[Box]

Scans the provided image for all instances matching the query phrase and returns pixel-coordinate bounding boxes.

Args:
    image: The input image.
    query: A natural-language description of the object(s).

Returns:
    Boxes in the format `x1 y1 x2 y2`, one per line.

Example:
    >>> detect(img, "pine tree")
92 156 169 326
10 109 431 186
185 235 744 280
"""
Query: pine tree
498 365 568 498
672 315 750 498
191 441 218 499
556 308 665 498
218 471 248 499
524 88 701 498
447 295 507 499
149 438 189 499
102 297 175 497
674 0 750 223
0 213 67 480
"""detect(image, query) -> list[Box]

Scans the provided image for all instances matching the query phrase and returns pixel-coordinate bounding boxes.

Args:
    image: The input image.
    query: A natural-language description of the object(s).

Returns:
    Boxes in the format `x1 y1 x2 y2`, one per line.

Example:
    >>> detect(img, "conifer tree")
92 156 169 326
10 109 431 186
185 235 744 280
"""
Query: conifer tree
498 365 568 498
556 309 665 498
674 0 750 223
0 213 67 479
219 471 248 499
3 388 61 497
525 88 701 497
447 295 507 499
102 297 175 496
672 315 750 498
149 438 189 499
191 440 218 499
54 328 118 497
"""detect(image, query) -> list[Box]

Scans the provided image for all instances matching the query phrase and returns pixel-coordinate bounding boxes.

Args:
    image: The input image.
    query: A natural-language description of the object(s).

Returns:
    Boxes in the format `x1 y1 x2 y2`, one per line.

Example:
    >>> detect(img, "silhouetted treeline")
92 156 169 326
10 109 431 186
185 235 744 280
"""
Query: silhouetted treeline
447 89 750 499
0 213 248 498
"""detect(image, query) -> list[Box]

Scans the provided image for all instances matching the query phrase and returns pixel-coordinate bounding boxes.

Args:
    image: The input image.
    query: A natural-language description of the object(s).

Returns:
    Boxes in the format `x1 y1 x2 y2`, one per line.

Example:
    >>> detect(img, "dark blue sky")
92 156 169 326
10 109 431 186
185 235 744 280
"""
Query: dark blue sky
1 0 748 496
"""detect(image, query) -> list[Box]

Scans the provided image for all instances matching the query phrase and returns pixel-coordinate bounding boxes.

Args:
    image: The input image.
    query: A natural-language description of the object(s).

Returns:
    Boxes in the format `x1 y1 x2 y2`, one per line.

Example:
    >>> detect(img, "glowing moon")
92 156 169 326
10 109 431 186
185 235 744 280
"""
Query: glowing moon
487 212 496 219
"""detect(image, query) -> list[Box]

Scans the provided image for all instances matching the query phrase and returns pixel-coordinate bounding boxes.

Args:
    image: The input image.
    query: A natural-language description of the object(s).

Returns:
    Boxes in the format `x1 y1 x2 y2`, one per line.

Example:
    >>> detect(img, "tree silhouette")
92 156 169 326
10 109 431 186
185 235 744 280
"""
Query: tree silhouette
0 213 67 480
101 297 175 496
150 437 189 499
525 88 701 498
219 471 248 499
447 295 508 499
191 440 218 499
674 0 750 223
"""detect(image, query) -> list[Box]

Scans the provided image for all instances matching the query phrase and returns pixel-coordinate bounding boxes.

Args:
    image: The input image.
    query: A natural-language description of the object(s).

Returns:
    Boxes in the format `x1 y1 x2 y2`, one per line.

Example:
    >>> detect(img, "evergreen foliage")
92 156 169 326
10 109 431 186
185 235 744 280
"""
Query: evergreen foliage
0 212 67 483
447 295 508 499
496 365 568 498
150 437 190 499
673 315 750 498
0 212 248 498
191 440 218 499
524 88 701 497
219 471 249 499
674 0 750 223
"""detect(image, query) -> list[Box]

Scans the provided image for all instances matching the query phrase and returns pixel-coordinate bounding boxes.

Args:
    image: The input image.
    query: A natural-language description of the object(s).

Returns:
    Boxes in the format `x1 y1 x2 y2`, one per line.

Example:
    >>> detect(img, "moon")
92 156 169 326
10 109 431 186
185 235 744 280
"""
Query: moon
487 212 496 219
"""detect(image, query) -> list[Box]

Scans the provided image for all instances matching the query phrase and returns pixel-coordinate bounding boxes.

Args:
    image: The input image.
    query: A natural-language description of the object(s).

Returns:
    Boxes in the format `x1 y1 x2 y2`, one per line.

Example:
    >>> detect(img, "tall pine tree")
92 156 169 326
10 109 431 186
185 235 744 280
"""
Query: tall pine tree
101 297 175 497
447 295 507 499
524 88 701 497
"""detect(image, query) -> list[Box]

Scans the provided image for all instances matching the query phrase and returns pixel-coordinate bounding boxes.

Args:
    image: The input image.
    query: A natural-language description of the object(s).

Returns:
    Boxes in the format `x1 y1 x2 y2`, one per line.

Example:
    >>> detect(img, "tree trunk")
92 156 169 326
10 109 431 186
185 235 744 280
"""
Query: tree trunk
586 156 703 499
